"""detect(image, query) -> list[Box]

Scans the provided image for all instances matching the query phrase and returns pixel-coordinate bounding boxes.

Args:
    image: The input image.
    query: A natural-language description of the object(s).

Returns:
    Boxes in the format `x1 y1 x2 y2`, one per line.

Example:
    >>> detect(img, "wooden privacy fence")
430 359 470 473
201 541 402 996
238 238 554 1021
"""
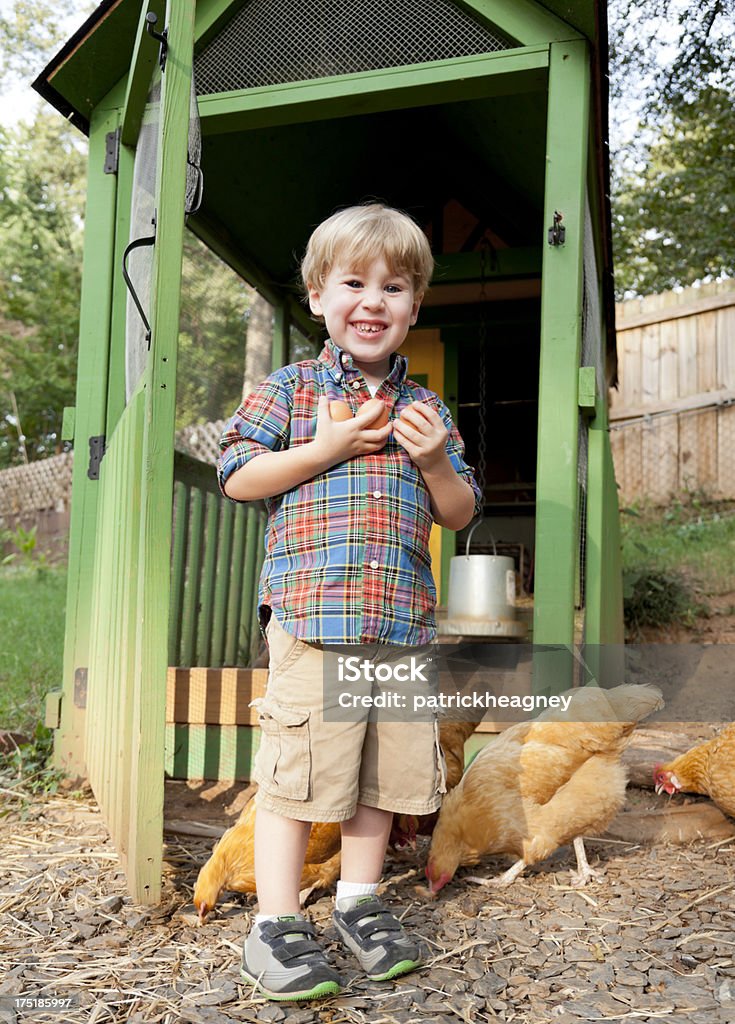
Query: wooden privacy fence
610 283 735 504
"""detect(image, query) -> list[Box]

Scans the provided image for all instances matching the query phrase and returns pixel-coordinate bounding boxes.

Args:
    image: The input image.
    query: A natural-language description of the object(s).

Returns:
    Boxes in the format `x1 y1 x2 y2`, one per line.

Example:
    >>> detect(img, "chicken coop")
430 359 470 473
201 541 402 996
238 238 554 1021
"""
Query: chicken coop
35 0 623 902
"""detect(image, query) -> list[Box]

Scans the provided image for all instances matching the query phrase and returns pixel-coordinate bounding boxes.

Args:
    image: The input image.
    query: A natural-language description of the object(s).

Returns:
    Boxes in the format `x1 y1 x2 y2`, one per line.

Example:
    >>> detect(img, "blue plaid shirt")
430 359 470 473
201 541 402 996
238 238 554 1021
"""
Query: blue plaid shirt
218 337 482 644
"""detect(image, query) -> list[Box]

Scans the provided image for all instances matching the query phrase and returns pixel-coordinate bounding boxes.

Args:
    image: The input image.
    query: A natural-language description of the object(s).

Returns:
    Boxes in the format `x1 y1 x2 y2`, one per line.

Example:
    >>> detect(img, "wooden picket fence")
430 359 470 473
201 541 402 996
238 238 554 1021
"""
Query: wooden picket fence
610 282 735 504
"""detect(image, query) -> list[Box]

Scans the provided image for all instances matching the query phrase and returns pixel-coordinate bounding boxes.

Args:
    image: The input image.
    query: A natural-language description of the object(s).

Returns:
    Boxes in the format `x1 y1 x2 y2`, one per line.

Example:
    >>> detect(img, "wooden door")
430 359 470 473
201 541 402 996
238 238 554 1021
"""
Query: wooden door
84 0 196 904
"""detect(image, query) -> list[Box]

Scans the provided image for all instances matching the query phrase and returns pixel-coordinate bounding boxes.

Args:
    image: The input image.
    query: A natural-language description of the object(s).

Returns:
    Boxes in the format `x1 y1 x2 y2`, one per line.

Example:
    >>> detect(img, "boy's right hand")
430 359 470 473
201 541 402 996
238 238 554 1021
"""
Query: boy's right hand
312 396 392 465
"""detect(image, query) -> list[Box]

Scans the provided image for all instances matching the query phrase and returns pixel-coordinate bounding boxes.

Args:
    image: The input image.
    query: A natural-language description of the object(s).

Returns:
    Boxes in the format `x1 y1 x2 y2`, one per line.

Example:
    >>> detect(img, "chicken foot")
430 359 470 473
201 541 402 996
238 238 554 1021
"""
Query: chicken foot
568 836 605 887
465 858 527 888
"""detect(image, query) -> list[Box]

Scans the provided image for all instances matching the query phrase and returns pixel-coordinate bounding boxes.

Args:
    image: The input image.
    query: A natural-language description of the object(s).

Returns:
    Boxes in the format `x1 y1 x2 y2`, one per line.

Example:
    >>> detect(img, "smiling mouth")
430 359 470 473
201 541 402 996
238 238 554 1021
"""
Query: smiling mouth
351 322 386 334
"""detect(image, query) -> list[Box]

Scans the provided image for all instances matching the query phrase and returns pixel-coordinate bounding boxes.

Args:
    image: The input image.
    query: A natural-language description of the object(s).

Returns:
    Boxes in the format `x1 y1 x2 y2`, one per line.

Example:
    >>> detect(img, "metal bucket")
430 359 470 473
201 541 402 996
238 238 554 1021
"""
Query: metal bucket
447 520 516 621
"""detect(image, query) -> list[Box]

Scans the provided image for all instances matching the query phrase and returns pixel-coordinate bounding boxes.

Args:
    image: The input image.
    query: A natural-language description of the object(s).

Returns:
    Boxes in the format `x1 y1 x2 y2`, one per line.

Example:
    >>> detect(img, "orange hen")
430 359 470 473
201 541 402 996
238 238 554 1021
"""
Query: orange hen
193 799 341 921
653 722 735 818
426 684 663 893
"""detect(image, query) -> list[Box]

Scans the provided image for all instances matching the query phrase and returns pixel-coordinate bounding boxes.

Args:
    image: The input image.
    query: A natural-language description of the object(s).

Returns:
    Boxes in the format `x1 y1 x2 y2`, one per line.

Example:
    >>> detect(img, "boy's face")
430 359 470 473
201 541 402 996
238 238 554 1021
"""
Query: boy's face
308 257 422 383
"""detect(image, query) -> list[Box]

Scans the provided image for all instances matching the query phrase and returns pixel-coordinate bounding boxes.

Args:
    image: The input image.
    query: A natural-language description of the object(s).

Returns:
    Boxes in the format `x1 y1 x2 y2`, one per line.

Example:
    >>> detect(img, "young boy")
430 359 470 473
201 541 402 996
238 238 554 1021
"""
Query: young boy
218 203 481 1001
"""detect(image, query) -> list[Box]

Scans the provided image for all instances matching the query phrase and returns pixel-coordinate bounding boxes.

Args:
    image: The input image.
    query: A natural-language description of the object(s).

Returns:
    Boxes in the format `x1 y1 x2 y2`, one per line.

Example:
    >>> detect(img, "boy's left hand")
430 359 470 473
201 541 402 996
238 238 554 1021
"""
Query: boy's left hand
392 402 449 470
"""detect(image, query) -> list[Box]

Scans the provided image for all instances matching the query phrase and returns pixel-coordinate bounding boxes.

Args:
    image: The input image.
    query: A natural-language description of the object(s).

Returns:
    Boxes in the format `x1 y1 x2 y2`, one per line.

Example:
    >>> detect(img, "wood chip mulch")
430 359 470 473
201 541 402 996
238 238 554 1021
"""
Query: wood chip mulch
2 788 735 1024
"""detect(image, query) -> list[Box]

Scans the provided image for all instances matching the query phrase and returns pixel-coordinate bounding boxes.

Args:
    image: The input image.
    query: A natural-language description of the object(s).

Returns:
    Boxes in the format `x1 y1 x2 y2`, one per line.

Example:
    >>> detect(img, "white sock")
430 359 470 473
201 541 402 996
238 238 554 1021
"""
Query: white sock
335 880 378 911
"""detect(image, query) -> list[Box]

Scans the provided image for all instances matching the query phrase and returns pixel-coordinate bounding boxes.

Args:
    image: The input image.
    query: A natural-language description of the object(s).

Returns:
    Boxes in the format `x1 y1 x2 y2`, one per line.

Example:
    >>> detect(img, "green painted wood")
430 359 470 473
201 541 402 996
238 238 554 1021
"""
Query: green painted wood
197 47 549 134
457 0 583 45
173 450 220 494
181 486 205 666
55 109 119 778
168 482 189 665
532 40 590 657
165 723 261 781
197 492 220 666
238 504 259 661
194 0 247 50
584 399 624 650
578 365 597 412
126 0 197 904
272 303 289 371
61 407 75 442
251 510 267 663
105 137 135 435
120 0 166 147
85 385 145 878
211 499 234 665
43 3 143 126
225 507 247 664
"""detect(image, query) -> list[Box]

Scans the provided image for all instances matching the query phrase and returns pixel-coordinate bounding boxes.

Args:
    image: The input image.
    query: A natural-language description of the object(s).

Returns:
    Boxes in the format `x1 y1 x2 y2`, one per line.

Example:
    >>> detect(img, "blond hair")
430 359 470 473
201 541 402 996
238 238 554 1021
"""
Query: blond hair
301 203 434 297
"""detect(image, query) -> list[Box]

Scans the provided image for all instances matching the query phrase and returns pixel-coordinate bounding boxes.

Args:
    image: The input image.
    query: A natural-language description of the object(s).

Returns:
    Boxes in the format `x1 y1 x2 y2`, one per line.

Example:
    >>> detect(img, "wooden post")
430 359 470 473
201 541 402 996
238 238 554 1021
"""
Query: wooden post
55 109 118 777
127 0 197 903
583 394 625 681
532 39 590 689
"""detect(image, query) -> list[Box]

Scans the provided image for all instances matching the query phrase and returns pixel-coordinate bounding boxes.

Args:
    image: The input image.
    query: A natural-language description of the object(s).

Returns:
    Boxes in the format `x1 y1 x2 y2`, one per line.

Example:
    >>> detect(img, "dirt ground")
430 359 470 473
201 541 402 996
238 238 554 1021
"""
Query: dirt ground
2 780 735 1024
2 604 735 1024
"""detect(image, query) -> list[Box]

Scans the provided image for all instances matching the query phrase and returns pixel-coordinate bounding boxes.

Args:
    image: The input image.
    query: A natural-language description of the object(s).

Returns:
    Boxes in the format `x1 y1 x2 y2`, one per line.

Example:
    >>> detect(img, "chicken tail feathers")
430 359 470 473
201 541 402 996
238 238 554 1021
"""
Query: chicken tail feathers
602 683 664 724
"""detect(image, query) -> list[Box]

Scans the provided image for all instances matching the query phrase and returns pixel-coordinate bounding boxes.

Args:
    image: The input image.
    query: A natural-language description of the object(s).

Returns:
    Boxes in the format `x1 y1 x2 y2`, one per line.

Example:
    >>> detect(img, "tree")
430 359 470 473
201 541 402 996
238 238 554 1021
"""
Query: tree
176 232 252 430
0 111 86 466
0 1 83 91
612 88 735 296
608 0 735 296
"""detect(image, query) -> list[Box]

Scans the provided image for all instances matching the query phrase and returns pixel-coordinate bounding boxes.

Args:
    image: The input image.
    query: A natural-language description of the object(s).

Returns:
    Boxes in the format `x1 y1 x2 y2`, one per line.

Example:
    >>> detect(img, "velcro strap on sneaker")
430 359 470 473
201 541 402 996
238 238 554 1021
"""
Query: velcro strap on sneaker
356 917 403 942
274 938 326 964
340 899 392 926
267 919 317 940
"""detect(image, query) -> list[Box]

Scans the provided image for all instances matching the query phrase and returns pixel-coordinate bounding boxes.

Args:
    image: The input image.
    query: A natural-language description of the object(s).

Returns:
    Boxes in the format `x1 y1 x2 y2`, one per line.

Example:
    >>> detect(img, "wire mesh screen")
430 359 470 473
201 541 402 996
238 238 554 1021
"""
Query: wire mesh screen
610 402 735 506
194 0 514 93
125 77 160 402
577 195 604 613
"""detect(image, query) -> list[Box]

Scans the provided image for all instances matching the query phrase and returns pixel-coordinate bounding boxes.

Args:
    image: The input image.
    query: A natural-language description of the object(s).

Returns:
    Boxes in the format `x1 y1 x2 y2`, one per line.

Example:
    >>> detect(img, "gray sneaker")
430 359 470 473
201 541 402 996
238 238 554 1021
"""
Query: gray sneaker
240 915 342 1001
332 895 423 981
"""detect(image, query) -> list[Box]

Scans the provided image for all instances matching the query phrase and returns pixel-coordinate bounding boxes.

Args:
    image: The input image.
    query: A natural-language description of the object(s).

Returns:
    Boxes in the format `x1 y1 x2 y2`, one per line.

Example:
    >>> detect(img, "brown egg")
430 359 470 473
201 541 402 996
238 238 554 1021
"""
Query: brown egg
359 397 390 428
329 400 353 421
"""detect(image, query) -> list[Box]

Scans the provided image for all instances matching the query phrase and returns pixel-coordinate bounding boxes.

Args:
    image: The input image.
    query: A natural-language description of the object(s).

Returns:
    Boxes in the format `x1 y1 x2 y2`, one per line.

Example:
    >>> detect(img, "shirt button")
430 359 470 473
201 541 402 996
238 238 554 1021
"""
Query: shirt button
369 560 380 570
352 380 361 390
372 491 382 499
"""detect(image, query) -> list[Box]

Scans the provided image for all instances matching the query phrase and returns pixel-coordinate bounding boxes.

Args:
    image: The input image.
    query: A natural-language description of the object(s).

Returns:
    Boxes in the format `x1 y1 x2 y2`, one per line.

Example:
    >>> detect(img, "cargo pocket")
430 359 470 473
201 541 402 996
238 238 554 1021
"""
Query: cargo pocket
433 718 448 796
252 697 312 801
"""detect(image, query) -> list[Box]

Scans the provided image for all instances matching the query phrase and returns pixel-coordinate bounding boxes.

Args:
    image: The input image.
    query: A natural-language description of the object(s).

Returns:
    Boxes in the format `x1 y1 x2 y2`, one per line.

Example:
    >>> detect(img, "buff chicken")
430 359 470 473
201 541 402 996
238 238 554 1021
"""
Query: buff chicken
194 720 479 920
653 722 735 818
390 719 479 848
426 684 664 893
193 799 341 922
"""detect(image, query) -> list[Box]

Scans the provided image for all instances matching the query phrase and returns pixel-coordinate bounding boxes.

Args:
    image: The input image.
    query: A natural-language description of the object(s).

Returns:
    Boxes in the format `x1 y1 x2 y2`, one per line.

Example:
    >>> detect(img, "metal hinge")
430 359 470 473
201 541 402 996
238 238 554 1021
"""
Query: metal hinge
88 435 106 479
104 128 120 174
548 210 566 246
74 668 88 709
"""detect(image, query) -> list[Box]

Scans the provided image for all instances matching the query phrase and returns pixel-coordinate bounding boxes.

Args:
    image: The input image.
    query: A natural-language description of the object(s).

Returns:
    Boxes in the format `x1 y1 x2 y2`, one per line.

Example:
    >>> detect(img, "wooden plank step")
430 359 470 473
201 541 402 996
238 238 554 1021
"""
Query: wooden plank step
166 666 268 725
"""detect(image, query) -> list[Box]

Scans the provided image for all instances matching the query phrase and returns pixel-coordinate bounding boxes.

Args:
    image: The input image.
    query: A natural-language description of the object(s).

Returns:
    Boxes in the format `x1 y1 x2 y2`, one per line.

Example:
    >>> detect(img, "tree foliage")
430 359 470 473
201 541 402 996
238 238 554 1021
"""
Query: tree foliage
608 0 735 296
0 1 82 90
0 112 86 466
176 233 252 430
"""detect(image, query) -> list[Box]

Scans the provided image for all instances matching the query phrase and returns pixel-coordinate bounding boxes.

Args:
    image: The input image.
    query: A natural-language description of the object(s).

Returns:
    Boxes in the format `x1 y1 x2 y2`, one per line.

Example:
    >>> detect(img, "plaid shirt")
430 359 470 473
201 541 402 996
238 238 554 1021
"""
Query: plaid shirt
218 337 482 645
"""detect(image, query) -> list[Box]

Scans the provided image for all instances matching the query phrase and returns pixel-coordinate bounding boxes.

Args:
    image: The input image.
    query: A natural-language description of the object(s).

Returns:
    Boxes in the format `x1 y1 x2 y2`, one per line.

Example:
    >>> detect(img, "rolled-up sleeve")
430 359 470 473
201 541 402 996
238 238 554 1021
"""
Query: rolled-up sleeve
217 373 292 498
432 396 484 518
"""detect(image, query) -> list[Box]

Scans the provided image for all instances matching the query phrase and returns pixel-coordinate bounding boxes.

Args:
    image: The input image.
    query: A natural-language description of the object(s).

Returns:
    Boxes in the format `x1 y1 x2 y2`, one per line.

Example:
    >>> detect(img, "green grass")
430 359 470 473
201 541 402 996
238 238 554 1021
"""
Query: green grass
620 497 735 595
620 496 735 635
0 566 67 735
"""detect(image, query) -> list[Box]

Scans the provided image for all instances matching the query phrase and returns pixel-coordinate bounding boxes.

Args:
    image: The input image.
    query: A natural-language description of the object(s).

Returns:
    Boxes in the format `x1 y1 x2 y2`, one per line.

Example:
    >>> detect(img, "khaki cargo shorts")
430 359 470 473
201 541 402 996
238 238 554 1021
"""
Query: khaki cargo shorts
251 615 447 822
